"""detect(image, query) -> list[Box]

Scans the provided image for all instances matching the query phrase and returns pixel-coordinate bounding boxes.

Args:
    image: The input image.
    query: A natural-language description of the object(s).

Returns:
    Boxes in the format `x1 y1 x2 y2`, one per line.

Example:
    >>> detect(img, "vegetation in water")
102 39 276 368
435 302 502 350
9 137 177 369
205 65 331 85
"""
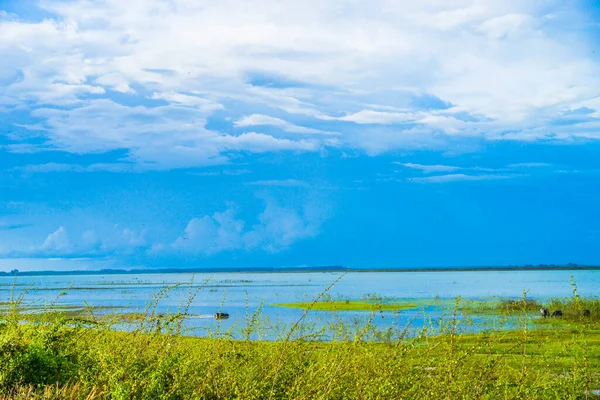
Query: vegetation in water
272 300 416 311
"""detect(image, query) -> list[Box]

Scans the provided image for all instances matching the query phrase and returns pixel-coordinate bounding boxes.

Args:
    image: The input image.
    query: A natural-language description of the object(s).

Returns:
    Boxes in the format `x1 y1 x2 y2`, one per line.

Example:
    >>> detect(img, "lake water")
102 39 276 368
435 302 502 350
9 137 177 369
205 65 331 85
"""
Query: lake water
2 270 599 340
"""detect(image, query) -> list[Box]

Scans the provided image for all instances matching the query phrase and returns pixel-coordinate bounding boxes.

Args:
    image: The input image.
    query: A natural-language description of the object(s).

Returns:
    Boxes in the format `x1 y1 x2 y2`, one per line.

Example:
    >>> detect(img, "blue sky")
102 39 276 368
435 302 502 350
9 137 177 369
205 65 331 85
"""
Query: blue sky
1 0 600 271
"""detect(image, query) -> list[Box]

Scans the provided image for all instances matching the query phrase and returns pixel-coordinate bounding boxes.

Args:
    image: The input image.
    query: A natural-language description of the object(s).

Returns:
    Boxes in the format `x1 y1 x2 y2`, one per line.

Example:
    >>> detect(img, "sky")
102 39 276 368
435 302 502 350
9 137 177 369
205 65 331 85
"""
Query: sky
1 0 600 271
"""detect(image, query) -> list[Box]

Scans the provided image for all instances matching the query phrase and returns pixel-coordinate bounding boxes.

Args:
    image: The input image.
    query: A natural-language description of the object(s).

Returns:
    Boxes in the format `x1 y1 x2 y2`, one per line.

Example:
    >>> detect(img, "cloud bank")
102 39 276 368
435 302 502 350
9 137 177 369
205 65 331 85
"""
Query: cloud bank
1 1 599 169
0 198 328 260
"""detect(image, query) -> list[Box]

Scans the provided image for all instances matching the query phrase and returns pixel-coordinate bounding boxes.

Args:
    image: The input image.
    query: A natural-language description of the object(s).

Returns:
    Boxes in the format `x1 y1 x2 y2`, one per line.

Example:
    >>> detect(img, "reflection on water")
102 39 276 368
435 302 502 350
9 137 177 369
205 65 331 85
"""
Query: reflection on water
1 270 599 340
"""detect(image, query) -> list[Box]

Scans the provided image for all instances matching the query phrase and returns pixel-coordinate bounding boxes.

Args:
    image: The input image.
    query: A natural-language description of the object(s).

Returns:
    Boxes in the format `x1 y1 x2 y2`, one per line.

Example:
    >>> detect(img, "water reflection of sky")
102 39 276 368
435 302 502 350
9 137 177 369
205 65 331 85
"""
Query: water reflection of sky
1 270 598 340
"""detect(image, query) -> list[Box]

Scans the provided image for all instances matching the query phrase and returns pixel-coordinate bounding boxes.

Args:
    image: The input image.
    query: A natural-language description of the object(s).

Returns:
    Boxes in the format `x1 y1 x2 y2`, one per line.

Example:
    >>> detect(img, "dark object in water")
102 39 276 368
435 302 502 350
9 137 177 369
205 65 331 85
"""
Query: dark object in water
540 308 549 318
583 309 591 317
214 312 229 320
551 310 563 317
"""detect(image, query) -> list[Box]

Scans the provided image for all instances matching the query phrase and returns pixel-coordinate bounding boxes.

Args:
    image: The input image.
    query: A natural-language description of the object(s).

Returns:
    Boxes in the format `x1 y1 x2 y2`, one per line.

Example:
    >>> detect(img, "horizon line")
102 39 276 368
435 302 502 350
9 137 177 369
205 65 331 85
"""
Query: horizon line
0 264 597 277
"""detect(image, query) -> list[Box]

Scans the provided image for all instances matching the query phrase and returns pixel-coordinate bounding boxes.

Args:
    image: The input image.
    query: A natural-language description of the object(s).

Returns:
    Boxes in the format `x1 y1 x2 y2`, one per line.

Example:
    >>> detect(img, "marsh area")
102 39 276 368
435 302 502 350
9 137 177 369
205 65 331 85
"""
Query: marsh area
2 269 599 340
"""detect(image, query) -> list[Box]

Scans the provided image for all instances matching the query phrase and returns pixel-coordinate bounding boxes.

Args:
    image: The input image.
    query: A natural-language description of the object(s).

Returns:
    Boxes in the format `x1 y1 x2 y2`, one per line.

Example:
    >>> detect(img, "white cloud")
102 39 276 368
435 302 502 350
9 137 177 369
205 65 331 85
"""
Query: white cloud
394 161 555 176
28 99 318 168
507 162 552 168
81 230 100 247
1 0 600 166
151 92 223 111
244 199 324 252
76 226 148 255
171 208 245 255
213 132 318 153
235 114 336 135
477 13 535 39
395 162 461 173
0 223 149 259
120 228 147 247
42 226 70 251
167 199 327 255
326 110 419 124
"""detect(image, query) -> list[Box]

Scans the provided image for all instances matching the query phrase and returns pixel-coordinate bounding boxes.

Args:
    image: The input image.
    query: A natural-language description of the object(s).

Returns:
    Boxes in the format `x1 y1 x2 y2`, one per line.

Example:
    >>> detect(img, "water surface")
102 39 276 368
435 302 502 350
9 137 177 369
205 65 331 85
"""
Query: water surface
2 270 598 339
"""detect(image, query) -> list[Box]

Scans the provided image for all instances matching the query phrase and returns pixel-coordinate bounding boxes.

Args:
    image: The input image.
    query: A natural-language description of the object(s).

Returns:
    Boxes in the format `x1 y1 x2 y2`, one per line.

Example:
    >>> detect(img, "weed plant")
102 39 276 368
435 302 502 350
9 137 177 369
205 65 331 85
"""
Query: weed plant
0 278 599 399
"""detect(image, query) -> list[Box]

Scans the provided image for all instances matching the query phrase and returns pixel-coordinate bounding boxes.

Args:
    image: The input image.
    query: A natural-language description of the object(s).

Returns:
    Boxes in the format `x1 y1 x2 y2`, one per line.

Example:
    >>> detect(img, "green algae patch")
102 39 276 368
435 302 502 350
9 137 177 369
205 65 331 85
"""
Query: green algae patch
272 300 417 311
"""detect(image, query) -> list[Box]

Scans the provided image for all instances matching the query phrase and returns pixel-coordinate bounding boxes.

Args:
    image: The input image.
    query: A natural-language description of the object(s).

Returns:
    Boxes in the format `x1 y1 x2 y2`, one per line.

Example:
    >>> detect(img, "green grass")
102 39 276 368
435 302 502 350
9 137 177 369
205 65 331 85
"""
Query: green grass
273 299 417 311
443 297 542 315
1 279 600 399
1 311 599 399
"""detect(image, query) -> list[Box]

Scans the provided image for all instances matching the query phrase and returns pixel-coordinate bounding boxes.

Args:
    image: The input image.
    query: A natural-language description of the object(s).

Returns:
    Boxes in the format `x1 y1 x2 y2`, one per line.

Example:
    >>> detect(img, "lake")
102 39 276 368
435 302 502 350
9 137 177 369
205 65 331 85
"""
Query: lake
2 269 599 340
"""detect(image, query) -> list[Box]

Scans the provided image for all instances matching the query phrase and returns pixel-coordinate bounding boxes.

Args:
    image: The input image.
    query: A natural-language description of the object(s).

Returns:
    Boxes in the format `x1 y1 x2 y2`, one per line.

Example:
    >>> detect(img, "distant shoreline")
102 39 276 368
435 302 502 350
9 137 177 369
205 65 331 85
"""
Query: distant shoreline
1 265 599 277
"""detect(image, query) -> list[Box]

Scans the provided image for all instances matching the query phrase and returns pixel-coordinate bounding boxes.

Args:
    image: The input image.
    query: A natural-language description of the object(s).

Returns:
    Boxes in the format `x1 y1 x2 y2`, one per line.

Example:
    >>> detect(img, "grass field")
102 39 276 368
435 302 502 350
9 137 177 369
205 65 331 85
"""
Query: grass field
1 282 600 399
